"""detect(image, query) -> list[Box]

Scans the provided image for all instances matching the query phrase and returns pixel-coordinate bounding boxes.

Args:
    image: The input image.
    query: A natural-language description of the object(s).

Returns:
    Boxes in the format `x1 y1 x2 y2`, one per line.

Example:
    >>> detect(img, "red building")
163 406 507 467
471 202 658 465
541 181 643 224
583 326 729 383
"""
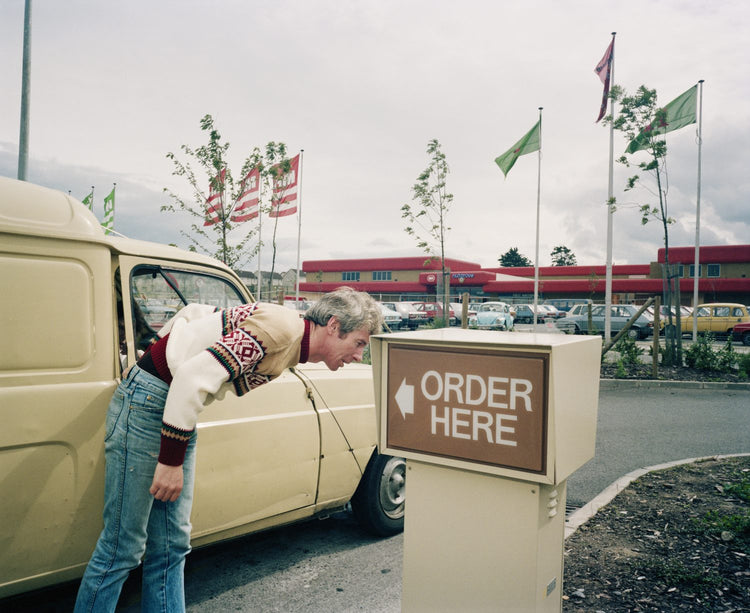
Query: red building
300 245 750 305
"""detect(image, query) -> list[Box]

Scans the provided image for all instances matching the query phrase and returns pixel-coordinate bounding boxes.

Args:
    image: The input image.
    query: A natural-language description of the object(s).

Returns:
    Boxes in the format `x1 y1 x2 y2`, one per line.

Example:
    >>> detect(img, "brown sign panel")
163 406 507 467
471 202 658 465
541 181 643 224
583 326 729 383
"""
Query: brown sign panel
387 344 548 473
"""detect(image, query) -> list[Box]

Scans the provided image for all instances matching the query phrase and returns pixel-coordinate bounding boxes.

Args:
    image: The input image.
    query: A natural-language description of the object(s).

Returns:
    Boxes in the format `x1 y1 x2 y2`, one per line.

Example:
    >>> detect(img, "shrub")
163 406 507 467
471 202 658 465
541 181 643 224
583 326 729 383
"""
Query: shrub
613 334 643 365
684 333 720 371
739 353 750 378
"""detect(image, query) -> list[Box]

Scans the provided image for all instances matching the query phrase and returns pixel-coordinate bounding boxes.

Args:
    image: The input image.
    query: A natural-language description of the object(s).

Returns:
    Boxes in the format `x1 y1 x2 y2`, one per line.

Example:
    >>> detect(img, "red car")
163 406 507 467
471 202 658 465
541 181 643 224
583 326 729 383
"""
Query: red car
416 301 456 325
731 320 750 346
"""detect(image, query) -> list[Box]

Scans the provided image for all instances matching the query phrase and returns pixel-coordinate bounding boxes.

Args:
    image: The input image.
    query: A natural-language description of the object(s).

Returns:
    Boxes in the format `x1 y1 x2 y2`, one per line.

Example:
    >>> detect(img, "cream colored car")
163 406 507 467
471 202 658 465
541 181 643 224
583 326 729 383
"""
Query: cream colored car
693 303 750 335
0 178 405 599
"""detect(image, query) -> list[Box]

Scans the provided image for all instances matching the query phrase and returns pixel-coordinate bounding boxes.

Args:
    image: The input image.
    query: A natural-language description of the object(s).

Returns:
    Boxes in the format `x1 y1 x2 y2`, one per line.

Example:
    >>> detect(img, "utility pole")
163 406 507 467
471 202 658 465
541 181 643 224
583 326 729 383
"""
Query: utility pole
18 0 32 181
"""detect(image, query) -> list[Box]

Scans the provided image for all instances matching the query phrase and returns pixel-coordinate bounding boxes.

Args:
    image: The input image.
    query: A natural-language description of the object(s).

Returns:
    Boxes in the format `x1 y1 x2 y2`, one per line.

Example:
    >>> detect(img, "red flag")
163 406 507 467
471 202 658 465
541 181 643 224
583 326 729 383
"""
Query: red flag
203 169 226 226
594 37 614 123
269 154 300 218
230 167 261 222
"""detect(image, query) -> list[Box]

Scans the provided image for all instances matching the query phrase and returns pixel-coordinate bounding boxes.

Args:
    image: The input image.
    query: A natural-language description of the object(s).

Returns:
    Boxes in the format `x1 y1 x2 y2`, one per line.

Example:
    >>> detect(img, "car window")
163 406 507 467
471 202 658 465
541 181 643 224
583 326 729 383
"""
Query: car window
732 307 744 317
591 306 605 316
130 266 245 335
715 306 730 317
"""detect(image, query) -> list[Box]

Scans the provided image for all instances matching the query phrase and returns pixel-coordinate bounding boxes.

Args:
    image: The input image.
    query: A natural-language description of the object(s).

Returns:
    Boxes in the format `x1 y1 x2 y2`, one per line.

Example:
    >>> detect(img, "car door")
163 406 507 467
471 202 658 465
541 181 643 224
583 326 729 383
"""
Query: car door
118 257 320 540
710 305 731 333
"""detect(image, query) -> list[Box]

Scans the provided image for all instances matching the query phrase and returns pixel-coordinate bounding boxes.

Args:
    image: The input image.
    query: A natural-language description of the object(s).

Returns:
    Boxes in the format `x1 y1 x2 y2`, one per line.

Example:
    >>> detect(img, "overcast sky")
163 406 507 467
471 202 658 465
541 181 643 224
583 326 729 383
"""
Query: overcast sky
2 0 748 273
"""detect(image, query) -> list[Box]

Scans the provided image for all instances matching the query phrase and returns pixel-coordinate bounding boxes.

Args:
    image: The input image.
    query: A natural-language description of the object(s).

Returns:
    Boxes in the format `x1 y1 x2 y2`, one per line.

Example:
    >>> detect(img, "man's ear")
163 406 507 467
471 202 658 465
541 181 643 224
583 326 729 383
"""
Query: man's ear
326 316 339 335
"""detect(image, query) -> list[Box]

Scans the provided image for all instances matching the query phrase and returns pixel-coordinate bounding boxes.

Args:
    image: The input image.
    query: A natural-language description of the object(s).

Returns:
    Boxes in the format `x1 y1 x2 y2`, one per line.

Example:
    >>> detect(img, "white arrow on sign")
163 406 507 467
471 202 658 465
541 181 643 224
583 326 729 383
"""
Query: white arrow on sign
395 378 415 419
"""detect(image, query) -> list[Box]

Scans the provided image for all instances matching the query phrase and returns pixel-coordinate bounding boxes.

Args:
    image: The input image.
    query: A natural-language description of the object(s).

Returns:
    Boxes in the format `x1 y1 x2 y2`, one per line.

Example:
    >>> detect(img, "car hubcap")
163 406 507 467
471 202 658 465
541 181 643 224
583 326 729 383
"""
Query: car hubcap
379 457 406 519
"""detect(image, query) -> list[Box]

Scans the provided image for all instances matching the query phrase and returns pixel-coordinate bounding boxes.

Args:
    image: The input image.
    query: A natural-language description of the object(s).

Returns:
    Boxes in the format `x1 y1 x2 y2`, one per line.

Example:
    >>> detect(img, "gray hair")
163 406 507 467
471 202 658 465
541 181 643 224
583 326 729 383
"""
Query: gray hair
304 287 383 335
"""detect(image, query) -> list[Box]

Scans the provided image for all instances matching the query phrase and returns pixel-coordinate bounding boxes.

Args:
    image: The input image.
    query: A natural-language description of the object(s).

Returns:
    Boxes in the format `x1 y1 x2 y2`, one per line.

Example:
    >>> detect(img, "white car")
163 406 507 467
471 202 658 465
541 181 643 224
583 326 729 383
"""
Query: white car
379 303 403 330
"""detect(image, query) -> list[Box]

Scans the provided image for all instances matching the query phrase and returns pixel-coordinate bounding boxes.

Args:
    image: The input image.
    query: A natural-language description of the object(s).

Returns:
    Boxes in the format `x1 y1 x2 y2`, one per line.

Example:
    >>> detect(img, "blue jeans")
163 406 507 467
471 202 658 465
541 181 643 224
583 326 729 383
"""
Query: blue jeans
74 366 197 613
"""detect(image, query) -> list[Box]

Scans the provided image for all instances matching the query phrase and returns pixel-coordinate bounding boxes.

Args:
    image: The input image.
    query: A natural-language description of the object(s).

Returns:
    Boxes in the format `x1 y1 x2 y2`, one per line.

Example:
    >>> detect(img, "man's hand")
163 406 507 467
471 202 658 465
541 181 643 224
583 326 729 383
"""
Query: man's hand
150 462 183 502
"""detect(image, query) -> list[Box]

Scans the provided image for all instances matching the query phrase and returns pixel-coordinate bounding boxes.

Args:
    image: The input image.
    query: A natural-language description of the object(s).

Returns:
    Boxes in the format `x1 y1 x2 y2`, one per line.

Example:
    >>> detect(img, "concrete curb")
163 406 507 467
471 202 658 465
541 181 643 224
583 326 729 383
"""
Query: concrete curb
564 452 750 540
599 378 750 391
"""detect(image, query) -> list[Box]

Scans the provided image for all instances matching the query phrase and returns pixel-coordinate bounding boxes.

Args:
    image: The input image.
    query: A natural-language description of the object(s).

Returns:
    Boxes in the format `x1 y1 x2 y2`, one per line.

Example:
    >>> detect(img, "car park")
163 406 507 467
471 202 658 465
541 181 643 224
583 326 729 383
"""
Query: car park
381 301 428 330
555 304 653 339
468 301 514 330
731 321 750 346
693 303 750 336
0 178 405 598
379 303 403 330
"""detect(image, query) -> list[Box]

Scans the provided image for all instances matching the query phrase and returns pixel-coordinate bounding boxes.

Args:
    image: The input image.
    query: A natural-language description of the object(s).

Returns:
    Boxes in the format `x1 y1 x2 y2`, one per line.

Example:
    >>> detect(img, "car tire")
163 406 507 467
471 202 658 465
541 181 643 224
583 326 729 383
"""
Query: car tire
351 452 405 537
627 328 640 339
742 332 750 347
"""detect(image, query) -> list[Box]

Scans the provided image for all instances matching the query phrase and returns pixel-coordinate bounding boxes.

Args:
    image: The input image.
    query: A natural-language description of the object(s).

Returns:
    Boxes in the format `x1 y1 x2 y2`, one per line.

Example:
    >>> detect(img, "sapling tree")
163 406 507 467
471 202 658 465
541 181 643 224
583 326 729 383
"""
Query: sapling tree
607 85 687 366
162 114 261 270
401 139 453 326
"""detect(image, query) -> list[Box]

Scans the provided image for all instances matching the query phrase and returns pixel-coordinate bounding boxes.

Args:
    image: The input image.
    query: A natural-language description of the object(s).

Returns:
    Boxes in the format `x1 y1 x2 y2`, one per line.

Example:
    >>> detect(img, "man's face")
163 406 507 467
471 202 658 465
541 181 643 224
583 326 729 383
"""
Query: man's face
320 318 370 371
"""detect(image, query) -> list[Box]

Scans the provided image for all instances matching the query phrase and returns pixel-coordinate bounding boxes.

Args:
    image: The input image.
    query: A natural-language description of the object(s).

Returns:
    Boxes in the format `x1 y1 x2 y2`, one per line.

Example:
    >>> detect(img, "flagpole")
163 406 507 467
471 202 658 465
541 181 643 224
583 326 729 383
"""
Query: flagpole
257 188 263 302
533 107 543 326
692 79 704 341
295 150 304 304
604 31 616 343
17 0 32 181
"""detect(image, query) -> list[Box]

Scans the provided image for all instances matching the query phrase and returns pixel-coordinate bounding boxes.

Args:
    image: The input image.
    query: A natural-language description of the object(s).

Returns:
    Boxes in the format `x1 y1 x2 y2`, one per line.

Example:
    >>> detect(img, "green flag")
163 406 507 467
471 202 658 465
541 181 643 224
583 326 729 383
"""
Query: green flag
103 185 116 235
81 189 94 211
494 120 541 177
626 85 698 154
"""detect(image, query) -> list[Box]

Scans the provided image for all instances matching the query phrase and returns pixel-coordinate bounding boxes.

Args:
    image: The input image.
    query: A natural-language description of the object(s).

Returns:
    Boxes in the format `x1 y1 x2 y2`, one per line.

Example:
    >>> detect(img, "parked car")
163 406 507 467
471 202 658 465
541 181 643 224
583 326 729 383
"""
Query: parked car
731 320 750 346
0 178 405 599
693 303 750 336
645 304 692 336
419 301 457 325
512 304 537 324
543 298 592 313
555 304 653 339
537 304 563 319
379 303 403 330
449 302 477 326
564 302 594 318
381 301 428 330
468 301 514 330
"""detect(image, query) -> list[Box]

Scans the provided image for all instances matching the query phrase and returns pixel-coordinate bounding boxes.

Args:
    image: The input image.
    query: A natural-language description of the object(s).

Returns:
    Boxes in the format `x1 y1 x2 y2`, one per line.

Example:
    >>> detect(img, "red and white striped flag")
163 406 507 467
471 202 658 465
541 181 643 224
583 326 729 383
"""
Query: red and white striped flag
204 169 226 226
594 37 614 123
269 154 300 218
230 167 261 223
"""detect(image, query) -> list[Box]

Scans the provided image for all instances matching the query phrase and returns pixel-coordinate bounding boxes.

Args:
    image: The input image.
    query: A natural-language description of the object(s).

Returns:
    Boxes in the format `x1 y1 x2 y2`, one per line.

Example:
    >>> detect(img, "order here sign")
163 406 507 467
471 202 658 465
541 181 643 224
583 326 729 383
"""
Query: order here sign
386 344 549 474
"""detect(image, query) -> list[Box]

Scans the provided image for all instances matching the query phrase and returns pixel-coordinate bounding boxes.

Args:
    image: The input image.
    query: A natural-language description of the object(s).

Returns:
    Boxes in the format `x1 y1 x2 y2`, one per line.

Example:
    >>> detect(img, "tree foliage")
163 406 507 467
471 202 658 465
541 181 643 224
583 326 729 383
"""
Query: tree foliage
499 247 532 267
162 114 261 269
162 116 294 300
607 85 681 365
401 139 453 325
550 245 577 266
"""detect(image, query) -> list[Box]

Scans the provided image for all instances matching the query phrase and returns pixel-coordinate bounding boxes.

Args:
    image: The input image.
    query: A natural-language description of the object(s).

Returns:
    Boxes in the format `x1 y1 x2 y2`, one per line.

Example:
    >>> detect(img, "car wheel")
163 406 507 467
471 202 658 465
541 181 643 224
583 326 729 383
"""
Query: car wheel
742 332 750 347
664 324 677 339
627 328 640 339
351 453 405 537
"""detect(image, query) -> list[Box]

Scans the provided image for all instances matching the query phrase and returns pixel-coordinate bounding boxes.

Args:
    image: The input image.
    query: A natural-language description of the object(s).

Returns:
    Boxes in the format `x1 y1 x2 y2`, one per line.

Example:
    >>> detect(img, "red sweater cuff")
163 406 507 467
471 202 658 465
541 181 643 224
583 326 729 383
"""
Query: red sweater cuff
158 424 192 466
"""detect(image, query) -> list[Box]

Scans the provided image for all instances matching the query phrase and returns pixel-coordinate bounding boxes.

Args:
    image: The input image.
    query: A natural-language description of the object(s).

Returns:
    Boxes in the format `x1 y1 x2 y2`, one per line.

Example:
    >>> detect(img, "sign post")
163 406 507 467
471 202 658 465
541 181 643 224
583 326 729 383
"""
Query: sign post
371 328 600 612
